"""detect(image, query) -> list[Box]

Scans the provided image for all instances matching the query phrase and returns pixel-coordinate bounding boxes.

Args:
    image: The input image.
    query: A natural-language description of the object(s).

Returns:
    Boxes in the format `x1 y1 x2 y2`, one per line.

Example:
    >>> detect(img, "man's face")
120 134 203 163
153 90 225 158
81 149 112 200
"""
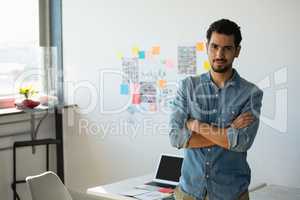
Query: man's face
206 32 240 73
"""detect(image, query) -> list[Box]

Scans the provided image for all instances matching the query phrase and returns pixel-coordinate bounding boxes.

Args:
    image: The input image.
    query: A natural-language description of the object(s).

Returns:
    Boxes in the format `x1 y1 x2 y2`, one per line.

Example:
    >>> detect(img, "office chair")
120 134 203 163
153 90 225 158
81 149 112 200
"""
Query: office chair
26 171 112 200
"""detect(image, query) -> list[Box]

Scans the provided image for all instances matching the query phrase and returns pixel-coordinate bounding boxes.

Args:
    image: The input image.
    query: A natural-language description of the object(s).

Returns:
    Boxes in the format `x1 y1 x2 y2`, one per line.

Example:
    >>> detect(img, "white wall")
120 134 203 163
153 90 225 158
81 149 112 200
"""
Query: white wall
0 114 56 200
62 0 300 193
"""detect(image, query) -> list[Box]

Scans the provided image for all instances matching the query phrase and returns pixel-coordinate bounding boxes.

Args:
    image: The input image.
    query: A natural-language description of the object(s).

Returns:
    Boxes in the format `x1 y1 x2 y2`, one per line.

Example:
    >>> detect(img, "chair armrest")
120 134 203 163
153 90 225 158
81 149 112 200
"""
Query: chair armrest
68 189 114 200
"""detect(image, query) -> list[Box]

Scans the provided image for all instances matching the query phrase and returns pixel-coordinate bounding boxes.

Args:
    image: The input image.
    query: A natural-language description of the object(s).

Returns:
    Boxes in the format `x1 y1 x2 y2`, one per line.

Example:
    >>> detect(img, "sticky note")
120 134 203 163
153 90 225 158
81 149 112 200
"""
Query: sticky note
196 42 205 52
132 47 139 56
152 46 160 55
149 104 157 112
165 59 174 69
117 52 123 60
158 79 166 88
138 51 145 59
120 84 129 95
203 60 211 71
132 94 141 104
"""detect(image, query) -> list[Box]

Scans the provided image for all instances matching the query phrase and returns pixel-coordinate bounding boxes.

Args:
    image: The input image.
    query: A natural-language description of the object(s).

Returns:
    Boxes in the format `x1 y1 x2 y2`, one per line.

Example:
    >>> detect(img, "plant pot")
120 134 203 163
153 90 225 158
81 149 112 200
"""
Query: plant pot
22 99 40 109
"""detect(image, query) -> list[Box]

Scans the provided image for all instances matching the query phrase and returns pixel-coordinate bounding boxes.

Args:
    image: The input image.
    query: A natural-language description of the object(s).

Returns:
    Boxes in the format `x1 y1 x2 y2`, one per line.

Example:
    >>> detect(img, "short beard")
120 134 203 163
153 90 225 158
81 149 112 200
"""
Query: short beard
211 64 232 73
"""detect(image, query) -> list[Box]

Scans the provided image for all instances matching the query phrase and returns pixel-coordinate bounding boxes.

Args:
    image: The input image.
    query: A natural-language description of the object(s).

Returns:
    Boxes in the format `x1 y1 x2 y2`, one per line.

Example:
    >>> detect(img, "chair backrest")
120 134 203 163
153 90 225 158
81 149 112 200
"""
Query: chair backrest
26 171 73 200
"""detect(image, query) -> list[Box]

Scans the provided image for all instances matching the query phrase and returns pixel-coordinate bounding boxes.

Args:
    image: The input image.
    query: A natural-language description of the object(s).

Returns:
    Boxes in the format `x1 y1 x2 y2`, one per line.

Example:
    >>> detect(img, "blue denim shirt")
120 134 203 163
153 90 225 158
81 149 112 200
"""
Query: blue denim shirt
169 69 263 200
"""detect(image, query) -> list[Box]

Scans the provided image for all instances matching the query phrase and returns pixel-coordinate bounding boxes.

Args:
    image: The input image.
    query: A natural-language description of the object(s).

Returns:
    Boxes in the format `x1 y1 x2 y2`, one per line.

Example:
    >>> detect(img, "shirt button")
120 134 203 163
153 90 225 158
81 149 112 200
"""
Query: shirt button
215 94 218 97
207 148 211 152
213 109 217 113
206 174 209 178
206 162 210 165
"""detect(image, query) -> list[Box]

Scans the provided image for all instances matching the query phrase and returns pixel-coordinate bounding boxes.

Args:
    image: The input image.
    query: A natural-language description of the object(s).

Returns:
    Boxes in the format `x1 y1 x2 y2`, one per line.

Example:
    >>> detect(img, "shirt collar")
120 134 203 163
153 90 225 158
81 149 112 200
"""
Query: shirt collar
202 68 240 87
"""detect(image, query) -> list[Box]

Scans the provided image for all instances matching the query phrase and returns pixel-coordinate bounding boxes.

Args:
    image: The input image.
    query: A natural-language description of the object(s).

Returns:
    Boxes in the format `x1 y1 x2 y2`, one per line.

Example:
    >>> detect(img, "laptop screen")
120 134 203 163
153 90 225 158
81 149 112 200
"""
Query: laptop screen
155 155 183 182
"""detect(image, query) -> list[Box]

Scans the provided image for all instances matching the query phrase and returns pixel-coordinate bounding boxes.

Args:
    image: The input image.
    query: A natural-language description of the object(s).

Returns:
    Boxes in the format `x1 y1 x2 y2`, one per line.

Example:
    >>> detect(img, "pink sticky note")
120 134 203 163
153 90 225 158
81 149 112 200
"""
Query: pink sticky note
132 94 141 104
165 59 174 69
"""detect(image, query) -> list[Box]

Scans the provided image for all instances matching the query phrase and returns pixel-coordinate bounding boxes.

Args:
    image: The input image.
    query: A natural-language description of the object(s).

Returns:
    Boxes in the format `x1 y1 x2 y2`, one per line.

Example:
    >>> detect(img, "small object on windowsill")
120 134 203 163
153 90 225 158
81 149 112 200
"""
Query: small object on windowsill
16 85 40 109
39 95 58 106
0 97 16 109
15 99 40 109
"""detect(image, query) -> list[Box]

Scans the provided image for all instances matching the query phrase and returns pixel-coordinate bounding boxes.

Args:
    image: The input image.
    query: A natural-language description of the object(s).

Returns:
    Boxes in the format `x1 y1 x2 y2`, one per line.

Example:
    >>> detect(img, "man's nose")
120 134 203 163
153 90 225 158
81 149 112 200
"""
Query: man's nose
216 48 225 58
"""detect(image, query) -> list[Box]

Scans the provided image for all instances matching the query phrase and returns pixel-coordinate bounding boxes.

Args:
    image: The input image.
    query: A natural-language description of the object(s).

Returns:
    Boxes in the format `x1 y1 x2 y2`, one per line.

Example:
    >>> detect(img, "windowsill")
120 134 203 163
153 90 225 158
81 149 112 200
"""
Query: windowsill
0 105 49 116
0 104 77 116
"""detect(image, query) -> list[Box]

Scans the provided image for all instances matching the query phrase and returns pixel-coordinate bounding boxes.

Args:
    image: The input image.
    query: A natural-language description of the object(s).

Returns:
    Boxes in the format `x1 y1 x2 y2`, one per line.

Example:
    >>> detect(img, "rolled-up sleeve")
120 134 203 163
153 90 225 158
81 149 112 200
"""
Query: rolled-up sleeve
169 78 191 149
227 88 263 152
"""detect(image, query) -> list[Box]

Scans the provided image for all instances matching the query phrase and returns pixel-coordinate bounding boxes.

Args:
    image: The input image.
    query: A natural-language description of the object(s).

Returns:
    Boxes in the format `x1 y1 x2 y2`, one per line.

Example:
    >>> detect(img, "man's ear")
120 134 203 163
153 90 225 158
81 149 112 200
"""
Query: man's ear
235 46 241 57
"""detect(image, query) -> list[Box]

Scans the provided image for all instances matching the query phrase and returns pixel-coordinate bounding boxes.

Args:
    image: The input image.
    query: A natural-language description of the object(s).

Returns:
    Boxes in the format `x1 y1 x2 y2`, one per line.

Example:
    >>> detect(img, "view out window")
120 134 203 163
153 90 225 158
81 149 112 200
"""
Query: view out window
0 0 42 98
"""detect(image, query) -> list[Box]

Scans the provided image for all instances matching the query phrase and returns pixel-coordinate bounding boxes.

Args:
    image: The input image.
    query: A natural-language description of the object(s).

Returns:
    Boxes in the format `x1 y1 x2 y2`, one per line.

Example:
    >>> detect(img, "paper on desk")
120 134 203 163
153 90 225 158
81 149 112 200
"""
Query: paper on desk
118 188 150 197
135 184 160 191
134 191 172 200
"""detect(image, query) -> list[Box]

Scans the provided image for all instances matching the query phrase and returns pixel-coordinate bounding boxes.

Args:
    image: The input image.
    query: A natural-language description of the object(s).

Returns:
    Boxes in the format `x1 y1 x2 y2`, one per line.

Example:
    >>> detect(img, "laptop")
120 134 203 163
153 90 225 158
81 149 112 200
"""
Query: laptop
144 154 183 189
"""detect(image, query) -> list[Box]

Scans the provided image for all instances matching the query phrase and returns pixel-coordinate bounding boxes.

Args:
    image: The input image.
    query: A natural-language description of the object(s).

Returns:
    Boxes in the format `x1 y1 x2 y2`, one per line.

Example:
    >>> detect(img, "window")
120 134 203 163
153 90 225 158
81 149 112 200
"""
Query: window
0 0 42 98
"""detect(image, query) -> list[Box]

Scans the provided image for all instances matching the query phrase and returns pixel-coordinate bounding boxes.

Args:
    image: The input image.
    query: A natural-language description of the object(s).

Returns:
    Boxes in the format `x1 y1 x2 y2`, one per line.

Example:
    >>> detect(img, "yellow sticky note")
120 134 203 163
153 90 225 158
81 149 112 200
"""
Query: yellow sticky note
152 46 160 55
158 79 166 89
203 60 211 71
132 47 139 56
196 42 205 52
117 52 123 60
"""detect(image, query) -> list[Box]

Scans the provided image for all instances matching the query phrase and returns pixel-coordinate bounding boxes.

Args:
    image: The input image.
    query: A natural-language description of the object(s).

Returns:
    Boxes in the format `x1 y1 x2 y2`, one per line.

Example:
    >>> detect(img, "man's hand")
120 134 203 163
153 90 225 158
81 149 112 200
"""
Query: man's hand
231 112 254 129
186 119 200 132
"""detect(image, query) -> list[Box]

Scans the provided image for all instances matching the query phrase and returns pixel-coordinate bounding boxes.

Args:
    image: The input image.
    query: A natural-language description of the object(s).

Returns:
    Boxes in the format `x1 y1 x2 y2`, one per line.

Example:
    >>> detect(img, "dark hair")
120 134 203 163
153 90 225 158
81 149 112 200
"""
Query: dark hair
206 19 242 47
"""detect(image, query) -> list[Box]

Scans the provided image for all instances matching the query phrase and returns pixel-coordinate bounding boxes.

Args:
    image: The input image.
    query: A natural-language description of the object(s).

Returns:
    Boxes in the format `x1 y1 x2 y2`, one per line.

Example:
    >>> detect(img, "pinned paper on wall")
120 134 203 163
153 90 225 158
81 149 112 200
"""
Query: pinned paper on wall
132 83 140 94
122 58 139 83
152 46 160 55
132 47 139 57
138 51 145 59
196 42 205 52
140 82 156 96
118 42 211 114
203 60 211 71
178 46 197 75
158 79 166 89
132 94 141 104
165 59 174 69
141 95 156 104
120 84 129 95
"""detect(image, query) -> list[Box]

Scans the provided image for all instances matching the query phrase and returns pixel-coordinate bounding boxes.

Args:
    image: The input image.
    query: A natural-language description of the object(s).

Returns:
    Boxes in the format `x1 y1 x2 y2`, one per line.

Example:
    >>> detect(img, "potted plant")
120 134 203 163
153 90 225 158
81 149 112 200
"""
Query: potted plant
18 86 40 109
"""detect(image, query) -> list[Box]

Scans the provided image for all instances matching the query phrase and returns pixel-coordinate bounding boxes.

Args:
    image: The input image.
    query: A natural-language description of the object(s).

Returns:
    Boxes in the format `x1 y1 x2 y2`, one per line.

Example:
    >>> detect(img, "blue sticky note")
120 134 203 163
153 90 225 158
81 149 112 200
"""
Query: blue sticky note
138 51 145 59
120 84 129 95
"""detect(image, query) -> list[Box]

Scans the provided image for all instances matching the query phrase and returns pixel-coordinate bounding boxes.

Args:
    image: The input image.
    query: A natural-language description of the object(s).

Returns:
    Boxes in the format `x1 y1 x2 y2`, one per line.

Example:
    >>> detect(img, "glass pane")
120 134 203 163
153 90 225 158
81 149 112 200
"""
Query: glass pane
0 0 41 97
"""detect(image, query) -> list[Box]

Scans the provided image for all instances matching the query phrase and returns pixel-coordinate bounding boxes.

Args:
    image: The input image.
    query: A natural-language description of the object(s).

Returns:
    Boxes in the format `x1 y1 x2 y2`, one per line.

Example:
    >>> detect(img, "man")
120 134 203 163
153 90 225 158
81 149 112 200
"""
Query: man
169 19 263 200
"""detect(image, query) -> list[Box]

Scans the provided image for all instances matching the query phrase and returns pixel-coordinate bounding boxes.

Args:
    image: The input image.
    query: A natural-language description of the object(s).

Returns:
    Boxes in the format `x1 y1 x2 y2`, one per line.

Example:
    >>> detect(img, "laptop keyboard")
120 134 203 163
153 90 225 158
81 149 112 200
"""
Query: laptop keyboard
145 181 176 189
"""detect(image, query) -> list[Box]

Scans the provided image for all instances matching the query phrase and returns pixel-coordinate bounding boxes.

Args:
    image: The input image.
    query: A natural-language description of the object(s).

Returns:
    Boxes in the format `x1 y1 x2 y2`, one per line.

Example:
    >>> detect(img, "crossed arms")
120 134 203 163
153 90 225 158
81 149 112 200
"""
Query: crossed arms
186 112 254 149
169 79 263 152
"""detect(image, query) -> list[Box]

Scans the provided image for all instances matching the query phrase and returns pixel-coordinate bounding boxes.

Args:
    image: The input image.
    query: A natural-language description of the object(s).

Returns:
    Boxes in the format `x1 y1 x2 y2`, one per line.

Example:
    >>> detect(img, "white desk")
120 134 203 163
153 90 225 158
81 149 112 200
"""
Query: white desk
87 175 300 200
87 174 153 200
249 184 300 200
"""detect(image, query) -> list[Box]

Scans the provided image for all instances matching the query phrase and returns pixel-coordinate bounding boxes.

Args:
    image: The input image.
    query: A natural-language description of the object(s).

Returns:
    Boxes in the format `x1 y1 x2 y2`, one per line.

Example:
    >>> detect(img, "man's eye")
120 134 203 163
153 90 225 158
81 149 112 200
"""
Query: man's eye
225 46 233 51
